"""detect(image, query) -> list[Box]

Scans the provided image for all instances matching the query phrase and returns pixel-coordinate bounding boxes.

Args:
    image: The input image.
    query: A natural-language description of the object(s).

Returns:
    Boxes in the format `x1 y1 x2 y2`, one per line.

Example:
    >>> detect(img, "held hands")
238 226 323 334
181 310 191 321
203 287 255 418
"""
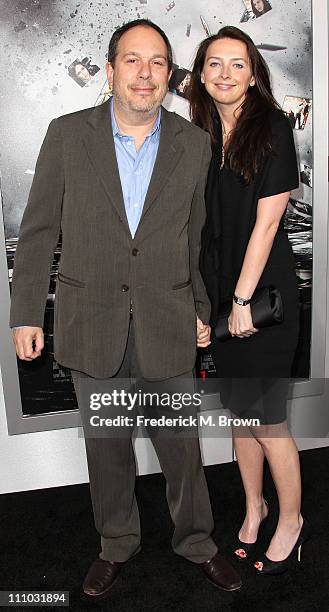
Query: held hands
196 316 211 348
12 327 44 361
228 302 258 339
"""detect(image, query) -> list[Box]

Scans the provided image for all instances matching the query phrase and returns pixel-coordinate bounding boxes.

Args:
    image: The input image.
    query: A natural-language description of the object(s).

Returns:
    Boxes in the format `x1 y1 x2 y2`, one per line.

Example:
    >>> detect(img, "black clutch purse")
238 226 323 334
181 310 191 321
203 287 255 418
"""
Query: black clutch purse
214 286 283 341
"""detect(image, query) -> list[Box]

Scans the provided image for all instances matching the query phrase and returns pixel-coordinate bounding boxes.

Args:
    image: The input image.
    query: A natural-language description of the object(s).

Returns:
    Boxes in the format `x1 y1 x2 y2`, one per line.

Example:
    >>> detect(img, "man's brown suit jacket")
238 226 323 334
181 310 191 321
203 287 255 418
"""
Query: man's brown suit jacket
10 100 211 378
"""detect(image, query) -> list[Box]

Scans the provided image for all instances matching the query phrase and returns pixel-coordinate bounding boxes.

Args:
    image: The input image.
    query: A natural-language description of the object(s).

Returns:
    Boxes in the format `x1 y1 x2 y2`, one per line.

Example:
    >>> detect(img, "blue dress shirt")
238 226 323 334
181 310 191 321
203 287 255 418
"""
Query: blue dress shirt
110 98 161 238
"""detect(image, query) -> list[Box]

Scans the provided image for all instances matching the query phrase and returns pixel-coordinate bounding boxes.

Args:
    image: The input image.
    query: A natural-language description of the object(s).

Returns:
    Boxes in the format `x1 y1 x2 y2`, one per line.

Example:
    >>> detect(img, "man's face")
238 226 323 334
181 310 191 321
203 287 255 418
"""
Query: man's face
106 25 171 116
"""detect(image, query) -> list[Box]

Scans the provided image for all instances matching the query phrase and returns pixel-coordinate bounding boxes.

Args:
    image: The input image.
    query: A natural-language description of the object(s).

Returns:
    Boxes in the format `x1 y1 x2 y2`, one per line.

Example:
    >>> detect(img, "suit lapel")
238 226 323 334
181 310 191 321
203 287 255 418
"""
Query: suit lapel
82 102 185 235
140 107 184 221
82 100 130 232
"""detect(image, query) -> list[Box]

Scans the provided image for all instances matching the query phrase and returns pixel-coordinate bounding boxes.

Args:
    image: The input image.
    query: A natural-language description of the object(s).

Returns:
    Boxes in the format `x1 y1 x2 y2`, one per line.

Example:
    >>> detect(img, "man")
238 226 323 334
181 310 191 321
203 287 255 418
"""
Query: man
10 19 241 598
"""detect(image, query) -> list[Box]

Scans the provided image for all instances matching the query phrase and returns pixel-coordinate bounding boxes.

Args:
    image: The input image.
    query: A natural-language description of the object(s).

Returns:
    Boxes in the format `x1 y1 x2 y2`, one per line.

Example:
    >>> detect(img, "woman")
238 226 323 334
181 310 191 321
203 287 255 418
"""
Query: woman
68 61 91 87
251 0 272 18
169 68 192 98
189 26 309 575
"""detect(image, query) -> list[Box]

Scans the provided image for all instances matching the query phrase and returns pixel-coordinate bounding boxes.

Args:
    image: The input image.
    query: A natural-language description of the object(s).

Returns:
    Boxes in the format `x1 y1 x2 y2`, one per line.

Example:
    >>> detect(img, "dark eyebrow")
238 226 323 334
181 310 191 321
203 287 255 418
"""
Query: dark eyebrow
122 52 168 61
207 56 247 61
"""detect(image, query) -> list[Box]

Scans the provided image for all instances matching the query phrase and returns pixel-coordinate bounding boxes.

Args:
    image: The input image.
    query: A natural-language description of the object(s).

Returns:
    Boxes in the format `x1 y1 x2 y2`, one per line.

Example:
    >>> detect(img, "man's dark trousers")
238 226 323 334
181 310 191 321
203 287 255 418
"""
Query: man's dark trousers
72 319 217 564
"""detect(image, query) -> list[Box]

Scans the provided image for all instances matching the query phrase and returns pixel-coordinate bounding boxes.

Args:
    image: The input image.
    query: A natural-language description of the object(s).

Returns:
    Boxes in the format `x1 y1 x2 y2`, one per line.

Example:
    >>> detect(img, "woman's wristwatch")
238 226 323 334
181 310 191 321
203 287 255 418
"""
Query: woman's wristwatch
233 294 251 306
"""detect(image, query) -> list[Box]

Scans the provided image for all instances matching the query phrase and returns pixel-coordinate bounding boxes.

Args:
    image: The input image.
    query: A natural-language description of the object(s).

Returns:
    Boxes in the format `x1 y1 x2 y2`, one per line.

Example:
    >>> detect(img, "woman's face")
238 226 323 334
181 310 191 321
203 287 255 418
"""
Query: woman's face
75 63 91 82
201 38 255 112
253 0 265 12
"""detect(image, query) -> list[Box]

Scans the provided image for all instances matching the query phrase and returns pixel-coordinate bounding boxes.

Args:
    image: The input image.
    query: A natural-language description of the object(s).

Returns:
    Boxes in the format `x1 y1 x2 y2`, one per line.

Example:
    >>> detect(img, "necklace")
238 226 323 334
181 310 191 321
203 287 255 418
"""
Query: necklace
220 124 232 170
220 143 225 170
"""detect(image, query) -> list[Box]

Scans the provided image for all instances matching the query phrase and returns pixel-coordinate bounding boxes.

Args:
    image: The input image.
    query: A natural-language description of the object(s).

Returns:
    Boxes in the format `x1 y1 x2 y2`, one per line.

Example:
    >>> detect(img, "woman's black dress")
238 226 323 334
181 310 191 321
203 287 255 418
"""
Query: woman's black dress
200 110 300 424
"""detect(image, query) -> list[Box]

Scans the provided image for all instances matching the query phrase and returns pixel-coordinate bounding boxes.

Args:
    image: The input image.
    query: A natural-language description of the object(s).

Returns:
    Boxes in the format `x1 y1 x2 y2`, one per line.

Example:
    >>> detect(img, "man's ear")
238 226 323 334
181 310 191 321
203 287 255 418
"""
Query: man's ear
106 62 114 87
167 69 172 85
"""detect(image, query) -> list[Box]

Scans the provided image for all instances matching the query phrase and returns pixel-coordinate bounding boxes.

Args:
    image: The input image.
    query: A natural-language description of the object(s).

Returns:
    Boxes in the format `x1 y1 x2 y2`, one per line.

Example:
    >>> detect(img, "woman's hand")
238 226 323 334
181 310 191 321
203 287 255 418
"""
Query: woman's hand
228 302 259 338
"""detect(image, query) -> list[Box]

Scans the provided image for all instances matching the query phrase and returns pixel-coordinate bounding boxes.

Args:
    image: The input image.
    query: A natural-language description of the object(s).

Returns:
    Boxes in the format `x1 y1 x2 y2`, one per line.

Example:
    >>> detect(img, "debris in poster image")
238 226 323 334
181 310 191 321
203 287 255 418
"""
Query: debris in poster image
199 352 216 376
291 174 312 208
288 231 312 261
287 198 312 222
186 23 191 37
285 206 312 259
14 20 27 32
240 8 251 21
282 96 312 130
256 43 287 51
300 164 312 189
68 57 100 87
166 2 175 13
138 0 148 4
94 79 112 106
200 15 211 36
169 66 192 100
240 0 272 22
25 169 35 175
284 197 312 298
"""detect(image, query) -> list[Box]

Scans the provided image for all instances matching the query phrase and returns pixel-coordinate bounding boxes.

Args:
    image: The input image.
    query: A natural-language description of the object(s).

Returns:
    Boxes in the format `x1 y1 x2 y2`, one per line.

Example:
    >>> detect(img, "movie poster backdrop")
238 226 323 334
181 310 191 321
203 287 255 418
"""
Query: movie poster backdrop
0 0 312 414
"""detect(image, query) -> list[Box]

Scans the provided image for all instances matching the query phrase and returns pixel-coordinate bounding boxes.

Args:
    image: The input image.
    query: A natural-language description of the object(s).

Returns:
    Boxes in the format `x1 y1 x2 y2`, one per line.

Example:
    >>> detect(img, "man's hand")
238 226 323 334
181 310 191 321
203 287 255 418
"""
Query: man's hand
12 327 44 361
196 316 211 348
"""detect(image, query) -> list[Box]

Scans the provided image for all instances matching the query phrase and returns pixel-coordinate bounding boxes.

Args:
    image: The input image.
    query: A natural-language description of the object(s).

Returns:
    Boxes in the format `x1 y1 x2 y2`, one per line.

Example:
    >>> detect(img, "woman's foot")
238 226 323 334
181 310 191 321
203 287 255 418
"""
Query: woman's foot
254 517 309 575
234 498 269 560
261 515 303 562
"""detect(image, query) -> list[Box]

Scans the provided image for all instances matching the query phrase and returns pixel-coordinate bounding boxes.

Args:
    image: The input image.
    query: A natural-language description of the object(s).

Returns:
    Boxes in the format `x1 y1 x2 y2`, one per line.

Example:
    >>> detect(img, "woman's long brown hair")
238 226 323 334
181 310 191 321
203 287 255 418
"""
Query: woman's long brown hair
189 26 284 183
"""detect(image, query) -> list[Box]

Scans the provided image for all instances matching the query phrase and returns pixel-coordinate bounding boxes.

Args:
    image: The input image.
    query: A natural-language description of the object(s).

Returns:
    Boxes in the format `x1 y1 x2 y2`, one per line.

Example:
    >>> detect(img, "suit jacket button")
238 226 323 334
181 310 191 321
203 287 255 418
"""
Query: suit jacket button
121 284 129 292
132 248 139 256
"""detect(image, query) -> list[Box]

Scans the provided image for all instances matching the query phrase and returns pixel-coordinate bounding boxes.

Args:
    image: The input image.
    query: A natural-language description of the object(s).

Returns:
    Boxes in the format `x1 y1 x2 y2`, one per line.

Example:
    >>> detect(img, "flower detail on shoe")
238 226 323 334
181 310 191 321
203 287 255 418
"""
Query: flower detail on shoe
234 548 247 559
254 561 263 571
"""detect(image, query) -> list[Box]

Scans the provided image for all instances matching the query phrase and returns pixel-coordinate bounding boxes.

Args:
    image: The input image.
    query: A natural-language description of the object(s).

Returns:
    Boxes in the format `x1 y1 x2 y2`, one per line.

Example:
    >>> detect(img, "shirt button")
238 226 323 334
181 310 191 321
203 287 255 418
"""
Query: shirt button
121 284 129 292
134 203 139 208
132 248 139 256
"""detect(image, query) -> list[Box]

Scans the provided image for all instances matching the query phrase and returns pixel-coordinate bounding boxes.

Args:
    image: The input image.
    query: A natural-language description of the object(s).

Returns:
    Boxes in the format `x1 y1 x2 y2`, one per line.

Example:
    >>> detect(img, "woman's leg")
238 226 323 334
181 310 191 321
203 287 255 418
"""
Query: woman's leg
253 422 303 561
232 426 268 543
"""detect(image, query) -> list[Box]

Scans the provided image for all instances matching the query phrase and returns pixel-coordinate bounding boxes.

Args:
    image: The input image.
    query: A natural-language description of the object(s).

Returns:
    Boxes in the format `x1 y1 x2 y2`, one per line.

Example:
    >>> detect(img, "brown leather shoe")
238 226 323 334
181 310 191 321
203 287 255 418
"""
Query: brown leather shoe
200 552 242 591
83 558 125 599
